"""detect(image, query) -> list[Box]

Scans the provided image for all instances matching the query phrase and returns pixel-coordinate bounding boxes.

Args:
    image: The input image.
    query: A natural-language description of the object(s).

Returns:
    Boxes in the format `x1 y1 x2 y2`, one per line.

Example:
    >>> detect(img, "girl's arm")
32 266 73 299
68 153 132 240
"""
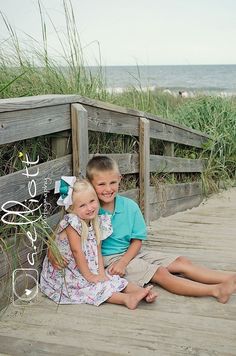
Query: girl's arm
66 225 102 283
97 243 109 280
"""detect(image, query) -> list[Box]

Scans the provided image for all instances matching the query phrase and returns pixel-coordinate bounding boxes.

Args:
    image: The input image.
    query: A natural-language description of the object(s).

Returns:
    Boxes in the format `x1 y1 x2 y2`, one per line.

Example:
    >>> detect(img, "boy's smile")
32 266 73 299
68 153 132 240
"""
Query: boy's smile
91 170 121 210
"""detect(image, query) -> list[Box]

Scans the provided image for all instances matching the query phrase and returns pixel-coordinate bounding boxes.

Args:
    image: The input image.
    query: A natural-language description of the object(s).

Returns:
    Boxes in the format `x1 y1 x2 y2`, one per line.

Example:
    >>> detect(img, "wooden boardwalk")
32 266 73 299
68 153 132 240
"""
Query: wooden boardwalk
0 188 236 356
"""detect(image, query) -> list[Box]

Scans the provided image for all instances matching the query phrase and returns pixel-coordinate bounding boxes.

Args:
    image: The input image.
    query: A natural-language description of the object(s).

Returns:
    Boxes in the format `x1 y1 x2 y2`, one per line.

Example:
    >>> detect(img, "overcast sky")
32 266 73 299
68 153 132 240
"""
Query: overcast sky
0 0 236 66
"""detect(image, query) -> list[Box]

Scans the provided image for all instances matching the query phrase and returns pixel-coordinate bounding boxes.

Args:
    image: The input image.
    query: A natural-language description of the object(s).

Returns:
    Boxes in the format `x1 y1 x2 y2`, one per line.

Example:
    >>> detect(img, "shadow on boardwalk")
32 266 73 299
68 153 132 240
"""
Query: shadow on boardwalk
0 188 236 355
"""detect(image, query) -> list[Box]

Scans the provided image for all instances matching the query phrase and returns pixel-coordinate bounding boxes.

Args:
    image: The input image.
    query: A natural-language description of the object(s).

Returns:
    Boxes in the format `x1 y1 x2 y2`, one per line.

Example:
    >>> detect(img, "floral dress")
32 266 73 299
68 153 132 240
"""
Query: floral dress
40 213 128 306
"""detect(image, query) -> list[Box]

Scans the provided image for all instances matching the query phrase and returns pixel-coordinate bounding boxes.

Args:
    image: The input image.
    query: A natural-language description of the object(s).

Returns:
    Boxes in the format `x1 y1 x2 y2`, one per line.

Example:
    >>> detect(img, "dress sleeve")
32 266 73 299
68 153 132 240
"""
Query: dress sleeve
58 213 82 235
98 214 113 240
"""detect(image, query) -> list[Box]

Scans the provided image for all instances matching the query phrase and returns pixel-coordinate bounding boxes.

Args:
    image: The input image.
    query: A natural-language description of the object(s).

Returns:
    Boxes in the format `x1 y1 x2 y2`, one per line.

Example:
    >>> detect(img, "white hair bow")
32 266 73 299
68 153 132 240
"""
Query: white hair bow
54 176 76 210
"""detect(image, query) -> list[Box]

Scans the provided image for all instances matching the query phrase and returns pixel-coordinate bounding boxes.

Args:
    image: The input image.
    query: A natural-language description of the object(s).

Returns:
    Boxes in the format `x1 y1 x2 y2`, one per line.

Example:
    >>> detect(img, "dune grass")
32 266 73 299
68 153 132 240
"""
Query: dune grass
0 0 235 187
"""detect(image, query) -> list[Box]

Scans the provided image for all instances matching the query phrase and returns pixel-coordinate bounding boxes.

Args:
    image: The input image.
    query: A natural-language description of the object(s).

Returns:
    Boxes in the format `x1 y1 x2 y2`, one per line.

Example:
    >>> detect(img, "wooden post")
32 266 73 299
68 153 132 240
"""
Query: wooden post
51 130 71 158
139 117 150 224
164 142 174 157
71 104 89 177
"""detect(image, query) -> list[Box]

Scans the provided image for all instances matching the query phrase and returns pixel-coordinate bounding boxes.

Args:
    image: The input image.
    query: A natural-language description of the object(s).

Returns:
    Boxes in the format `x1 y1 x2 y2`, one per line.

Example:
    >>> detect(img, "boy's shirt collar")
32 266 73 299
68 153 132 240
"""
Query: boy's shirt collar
99 194 124 215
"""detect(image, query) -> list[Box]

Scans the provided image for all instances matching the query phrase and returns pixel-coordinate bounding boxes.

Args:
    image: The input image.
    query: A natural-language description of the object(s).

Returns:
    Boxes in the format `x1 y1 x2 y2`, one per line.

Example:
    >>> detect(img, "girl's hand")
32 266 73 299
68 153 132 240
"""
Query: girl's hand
108 260 126 277
87 274 109 284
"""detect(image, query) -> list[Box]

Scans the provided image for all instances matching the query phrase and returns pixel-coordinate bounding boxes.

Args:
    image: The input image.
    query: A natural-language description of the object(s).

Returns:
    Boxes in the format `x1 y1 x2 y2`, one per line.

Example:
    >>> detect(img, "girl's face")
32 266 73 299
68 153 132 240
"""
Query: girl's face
72 189 99 221
90 170 121 206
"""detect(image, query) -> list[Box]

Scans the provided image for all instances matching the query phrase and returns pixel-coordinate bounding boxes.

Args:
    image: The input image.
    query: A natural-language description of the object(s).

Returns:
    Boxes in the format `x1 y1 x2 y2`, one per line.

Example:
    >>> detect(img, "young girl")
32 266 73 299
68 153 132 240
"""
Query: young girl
40 177 157 309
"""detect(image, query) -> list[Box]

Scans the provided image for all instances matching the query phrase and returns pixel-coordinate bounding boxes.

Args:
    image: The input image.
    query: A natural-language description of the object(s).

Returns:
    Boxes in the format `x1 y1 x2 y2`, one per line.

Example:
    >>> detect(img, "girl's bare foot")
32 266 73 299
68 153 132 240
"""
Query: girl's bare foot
125 287 150 310
145 285 158 303
216 275 236 303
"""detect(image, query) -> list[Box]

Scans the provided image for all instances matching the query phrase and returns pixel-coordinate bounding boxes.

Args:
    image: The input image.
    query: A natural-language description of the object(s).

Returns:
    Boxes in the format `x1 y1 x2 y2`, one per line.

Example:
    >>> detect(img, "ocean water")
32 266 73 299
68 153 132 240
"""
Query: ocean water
90 64 236 95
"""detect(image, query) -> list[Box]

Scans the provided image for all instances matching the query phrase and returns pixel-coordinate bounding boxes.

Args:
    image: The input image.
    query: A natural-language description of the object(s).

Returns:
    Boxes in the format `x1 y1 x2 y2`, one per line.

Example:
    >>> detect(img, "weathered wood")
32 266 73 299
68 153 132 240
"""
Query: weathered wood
88 153 204 174
149 120 208 148
51 130 71 158
139 118 150 223
1 188 236 355
71 104 89 177
0 155 72 209
163 142 174 156
0 95 210 141
86 105 139 136
150 155 205 173
0 94 81 113
0 105 71 144
85 104 208 148
150 194 203 220
149 182 202 203
0 189 236 356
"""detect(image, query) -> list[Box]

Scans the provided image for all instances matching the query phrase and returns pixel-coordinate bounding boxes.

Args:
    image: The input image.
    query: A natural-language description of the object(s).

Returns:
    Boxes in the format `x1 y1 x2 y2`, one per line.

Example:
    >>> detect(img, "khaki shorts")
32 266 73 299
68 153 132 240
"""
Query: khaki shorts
103 249 179 287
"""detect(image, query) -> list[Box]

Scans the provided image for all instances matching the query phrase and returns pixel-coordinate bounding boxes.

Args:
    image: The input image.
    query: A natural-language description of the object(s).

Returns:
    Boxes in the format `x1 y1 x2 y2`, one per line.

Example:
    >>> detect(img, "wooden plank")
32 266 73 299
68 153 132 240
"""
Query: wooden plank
139 118 150 224
0 94 209 139
0 335 112 356
150 155 205 173
0 155 72 208
71 104 89 177
1 306 236 355
85 104 208 148
149 182 202 203
150 194 203 220
79 97 209 139
0 97 209 149
0 94 81 113
1 188 236 355
163 142 174 156
51 130 71 158
87 153 204 174
0 105 71 144
149 120 208 148
86 105 139 136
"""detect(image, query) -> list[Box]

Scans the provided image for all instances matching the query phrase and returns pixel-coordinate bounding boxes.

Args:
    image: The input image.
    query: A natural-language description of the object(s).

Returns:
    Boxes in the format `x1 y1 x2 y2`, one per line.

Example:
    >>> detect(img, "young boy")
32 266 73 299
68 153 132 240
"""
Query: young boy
85 156 236 303
48 156 236 303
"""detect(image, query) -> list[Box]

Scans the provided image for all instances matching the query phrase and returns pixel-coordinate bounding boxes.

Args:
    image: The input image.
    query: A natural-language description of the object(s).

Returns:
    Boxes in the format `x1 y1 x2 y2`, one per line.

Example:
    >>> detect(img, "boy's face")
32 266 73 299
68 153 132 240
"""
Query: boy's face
90 170 121 205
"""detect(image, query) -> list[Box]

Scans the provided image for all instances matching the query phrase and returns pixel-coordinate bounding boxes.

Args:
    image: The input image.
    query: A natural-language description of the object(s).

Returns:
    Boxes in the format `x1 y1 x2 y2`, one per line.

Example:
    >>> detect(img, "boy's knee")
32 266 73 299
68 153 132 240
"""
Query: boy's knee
175 256 192 265
153 266 169 282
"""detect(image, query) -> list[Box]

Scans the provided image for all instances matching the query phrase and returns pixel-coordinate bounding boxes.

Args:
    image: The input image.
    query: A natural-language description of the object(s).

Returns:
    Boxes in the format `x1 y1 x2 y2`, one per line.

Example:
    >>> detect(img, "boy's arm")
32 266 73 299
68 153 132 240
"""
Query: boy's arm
66 225 106 283
108 239 142 276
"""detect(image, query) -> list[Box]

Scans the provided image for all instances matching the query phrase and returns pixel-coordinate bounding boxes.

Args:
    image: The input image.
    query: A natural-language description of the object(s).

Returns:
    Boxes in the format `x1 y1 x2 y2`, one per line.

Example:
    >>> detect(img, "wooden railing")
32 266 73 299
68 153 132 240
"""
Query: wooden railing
0 94 209 307
0 94 209 220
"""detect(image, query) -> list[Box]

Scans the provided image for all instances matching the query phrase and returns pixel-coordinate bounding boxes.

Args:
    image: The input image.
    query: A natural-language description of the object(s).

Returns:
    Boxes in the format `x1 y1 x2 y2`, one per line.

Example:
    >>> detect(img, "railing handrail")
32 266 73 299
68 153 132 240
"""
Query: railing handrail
0 94 210 139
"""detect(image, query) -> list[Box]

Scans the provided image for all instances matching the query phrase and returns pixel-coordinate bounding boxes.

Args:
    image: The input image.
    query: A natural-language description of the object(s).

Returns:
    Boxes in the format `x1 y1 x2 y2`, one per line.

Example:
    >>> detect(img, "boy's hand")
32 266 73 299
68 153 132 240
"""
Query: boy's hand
108 260 126 277
47 248 68 270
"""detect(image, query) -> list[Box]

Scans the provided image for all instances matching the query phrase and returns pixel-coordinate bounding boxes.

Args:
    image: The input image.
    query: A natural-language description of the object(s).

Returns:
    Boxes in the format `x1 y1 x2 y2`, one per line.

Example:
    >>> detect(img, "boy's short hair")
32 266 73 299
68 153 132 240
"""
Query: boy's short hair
86 155 120 181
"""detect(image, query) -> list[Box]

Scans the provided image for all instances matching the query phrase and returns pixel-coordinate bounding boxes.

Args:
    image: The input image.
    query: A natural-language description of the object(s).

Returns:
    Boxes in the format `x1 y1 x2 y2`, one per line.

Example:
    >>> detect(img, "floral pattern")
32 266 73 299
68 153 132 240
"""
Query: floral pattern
40 213 128 305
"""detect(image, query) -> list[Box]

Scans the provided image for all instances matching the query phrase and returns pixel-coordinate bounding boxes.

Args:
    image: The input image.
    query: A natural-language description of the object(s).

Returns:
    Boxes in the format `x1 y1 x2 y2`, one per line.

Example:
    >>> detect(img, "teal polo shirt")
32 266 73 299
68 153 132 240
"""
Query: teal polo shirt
99 194 147 256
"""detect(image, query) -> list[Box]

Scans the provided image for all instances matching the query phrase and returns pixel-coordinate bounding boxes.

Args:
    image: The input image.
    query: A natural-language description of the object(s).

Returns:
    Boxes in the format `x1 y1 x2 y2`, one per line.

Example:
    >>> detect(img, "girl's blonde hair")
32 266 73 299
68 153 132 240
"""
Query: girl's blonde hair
66 179 101 244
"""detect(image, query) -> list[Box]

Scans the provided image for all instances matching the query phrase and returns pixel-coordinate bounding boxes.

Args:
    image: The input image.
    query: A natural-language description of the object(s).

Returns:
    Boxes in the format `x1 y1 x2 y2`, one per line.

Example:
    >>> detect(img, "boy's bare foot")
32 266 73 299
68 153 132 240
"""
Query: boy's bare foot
216 275 236 304
125 287 150 310
145 285 158 303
